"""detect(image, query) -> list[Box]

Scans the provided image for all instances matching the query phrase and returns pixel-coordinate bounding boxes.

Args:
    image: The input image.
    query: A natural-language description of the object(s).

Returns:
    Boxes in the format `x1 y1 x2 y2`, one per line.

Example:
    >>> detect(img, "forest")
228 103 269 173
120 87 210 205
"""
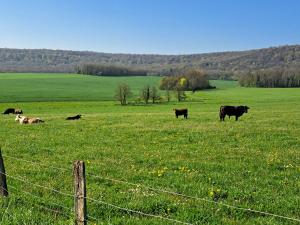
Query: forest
239 69 300 87
1 45 300 79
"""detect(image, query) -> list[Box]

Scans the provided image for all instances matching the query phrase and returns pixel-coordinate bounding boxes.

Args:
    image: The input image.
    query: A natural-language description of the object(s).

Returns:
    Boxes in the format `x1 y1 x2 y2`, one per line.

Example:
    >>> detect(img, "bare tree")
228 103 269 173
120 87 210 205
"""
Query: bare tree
141 85 151 104
115 83 132 105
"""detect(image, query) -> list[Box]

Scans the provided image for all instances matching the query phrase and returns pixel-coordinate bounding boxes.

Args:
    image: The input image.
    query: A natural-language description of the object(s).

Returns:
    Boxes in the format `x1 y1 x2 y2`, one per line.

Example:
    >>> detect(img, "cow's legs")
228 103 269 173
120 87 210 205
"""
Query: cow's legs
220 113 224 121
235 116 239 121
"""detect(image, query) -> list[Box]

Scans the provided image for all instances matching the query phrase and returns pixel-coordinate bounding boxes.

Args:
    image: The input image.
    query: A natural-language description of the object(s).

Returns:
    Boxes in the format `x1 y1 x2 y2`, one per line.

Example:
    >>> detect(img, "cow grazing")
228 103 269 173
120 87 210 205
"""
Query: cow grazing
66 114 81 120
15 114 44 124
173 108 188 119
3 108 23 114
219 105 249 121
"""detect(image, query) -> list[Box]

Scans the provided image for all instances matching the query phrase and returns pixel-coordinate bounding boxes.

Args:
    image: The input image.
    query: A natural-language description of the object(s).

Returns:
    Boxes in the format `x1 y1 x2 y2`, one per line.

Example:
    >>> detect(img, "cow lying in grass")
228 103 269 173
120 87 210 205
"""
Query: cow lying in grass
66 114 81 120
15 114 44 124
2 108 23 114
173 108 188 119
219 105 249 121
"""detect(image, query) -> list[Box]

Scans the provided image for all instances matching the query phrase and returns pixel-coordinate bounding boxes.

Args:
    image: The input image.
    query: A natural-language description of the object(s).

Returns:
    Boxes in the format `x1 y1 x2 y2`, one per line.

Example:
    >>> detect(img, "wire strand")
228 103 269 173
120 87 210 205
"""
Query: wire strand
7 184 72 213
85 196 193 225
87 174 300 223
6 184 72 220
2 154 70 172
0 172 74 199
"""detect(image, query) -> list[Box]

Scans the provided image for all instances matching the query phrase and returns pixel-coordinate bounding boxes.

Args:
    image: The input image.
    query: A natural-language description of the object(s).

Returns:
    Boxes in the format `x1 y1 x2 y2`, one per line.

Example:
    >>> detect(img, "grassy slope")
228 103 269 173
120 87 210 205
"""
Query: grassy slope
0 73 161 102
0 74 299 224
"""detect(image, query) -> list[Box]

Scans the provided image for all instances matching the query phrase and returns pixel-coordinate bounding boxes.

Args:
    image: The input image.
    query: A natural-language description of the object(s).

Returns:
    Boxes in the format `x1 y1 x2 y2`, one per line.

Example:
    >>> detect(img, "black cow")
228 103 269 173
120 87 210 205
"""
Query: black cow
66 114 82 120
174 108 188 119
2 108 23 115
219 106 249 121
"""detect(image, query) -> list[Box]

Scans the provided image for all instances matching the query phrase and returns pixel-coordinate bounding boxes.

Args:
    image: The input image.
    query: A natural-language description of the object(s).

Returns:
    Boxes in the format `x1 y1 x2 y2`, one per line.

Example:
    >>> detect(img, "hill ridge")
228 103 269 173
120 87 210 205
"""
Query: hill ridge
0 45 300 77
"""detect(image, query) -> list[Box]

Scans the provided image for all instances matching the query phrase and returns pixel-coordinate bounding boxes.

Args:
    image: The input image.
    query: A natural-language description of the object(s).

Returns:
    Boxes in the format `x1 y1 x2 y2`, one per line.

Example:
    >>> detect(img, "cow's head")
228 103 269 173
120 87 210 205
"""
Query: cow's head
15 114 21 121
244 106 249 113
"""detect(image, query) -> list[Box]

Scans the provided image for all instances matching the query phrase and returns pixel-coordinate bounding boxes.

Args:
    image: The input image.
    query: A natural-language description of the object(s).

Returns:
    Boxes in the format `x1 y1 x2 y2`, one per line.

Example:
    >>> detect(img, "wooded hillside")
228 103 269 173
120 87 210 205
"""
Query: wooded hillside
1 45 300 78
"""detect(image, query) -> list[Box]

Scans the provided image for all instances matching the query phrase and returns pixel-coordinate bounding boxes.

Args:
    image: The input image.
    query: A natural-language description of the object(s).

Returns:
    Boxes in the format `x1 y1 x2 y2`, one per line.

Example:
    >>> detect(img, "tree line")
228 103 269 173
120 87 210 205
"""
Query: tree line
115 84 160 105
239 69 300 87
75 64 148 76
115 69 215 105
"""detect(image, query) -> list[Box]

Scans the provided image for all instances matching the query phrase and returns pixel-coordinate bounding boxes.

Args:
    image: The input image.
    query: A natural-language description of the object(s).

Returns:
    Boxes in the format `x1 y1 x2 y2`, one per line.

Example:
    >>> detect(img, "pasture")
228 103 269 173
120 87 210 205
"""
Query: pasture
0 73 299 225
0 73 161 102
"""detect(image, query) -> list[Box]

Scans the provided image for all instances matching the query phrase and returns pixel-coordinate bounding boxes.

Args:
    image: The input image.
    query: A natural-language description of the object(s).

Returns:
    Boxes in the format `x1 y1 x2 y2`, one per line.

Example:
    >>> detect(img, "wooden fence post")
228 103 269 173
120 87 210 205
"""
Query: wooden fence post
73 161 87 225
0 148 8 197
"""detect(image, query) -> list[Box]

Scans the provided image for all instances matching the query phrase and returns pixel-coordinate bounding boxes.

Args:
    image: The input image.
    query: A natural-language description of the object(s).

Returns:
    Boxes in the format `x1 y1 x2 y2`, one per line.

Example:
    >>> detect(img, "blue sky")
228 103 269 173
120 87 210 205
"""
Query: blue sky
0 0 299 54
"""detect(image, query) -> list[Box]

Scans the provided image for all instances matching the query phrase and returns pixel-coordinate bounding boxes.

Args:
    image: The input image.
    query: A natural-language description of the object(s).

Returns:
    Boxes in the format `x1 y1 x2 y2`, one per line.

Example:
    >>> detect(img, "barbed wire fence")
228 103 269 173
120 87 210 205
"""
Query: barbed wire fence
0 149 300 224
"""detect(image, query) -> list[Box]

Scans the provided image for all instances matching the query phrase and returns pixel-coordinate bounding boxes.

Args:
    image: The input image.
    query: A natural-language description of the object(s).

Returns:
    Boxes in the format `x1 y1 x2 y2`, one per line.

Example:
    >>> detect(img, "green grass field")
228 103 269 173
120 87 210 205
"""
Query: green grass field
0 73 161 102
0 73 299 225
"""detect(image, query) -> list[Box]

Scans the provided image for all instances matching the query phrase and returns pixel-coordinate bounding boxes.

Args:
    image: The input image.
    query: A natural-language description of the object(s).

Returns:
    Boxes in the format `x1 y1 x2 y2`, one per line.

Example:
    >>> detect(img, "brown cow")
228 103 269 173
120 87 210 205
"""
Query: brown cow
173 108 188 119
219 105 249 121
15 114 44 124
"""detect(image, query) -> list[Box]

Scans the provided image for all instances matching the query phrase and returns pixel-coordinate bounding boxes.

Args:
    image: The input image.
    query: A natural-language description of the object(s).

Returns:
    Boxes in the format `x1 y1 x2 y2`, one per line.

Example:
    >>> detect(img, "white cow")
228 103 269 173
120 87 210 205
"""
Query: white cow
15 114 44 124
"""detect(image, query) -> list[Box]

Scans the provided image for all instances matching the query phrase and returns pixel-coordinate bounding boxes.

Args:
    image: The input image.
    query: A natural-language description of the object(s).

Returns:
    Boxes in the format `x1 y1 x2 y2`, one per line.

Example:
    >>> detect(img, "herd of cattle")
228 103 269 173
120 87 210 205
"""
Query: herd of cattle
2 106 249 124
174 105 249 121
2 107 82 124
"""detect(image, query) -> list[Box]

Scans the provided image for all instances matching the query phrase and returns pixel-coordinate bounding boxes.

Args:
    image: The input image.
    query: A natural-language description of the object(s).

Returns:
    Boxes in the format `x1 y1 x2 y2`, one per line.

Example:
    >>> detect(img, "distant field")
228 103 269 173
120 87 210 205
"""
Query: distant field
0 74 299 224
0 73 161 102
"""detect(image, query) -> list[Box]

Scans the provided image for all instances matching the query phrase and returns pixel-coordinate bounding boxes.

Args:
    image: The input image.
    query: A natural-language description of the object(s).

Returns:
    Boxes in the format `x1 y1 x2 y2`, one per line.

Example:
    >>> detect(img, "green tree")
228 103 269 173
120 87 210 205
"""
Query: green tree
150 86 159 103
175 78 187 102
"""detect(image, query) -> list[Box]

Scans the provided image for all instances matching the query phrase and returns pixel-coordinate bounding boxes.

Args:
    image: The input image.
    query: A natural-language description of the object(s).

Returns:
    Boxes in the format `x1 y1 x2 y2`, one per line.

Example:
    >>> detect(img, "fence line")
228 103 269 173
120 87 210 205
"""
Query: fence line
0 190 66 225
7 183 99 222
89 174 300 223
2 155 300 223
31 201 70 218
5 184 72 220
8 184 71 212
0 172 74 199
1 172 192 224
85 195 193 225
2 154 70 172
